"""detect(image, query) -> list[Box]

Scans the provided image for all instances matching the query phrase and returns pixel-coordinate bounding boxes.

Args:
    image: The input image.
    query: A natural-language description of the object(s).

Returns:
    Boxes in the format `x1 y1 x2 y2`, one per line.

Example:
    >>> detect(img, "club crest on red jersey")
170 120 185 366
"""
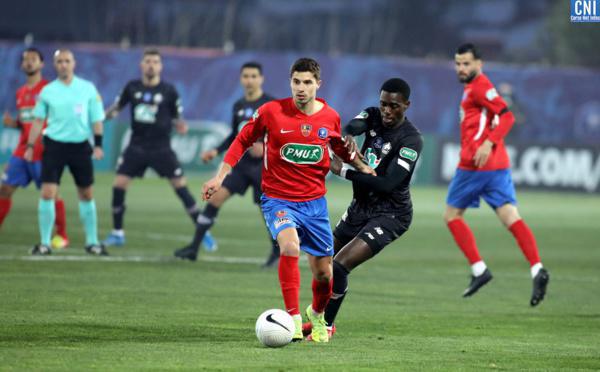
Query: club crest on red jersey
301 124 312 137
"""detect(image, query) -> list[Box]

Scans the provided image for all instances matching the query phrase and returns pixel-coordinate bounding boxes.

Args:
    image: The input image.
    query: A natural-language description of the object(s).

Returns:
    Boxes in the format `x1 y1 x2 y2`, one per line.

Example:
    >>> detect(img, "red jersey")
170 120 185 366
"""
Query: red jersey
458 73 514 171
224 98 352 202
13 79 48 161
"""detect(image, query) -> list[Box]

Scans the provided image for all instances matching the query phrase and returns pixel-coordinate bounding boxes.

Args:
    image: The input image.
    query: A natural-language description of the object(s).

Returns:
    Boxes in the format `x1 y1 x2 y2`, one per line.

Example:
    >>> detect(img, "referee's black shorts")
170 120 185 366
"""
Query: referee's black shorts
333 202 412 256
116 145 183 179
41 136 94 187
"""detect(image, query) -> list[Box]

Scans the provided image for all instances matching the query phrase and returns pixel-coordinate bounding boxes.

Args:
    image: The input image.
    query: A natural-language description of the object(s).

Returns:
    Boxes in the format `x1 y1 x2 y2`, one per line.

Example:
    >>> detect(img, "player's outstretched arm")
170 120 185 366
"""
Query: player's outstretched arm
330 154 375 177
339 136 423 193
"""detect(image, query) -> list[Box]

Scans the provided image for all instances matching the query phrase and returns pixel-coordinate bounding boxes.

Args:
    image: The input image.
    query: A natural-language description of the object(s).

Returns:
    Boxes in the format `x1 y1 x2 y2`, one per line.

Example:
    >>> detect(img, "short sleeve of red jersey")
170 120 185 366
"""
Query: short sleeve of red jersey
472 84 515 144
223 103 267 167
472 85 508 115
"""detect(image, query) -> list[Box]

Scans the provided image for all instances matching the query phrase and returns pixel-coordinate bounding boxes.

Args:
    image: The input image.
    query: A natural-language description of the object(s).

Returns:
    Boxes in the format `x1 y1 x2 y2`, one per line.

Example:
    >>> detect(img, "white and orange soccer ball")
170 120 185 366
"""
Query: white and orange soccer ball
255 309 295 348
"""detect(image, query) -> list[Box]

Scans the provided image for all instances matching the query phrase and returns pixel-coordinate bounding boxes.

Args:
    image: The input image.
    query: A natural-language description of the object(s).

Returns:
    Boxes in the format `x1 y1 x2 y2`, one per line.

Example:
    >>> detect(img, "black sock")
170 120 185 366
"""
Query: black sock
324 260 350 327
190 204 219 252
175 186 200 223
112 187 126 230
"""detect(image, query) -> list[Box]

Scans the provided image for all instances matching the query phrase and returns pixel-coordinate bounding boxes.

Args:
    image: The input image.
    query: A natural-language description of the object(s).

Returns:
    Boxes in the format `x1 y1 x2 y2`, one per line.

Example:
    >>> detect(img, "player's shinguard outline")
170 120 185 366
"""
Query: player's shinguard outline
26 49 107 256
0 48 70 247
102 48 202 248
444 43 549 306
176 62 280 265
202 58 373 343
303 78 423 339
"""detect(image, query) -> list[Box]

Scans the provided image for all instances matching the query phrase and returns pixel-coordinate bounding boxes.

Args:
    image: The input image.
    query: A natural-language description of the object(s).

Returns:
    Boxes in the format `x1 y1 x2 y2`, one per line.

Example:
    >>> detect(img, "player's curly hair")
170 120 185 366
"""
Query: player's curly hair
290 58 320 80
381 78 411 101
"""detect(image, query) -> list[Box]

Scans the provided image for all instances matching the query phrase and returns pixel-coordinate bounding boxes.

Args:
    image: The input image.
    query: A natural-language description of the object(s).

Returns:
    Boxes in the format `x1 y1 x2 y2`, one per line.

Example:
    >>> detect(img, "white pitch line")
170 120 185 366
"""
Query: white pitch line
0 254 268 265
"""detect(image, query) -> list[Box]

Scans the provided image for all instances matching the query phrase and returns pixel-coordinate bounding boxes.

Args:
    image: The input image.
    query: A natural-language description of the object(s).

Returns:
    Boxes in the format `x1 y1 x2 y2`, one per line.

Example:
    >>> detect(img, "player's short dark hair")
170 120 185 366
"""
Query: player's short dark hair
456 43 482 60
241 61 263 75
143 48 161 58
380 78 411 101
290 58 320 80
22 47 44 62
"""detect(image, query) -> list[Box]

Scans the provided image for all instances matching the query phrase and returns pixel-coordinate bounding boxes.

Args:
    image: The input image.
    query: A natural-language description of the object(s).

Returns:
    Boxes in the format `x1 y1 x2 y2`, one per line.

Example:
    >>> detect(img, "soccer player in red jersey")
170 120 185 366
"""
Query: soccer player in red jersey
0 48 69 247
202 58 372 342
444 43 549 306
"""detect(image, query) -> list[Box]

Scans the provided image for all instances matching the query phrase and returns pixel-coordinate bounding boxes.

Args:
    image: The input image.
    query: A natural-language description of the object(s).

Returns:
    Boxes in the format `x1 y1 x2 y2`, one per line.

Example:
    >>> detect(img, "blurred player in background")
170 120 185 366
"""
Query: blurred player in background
102 49 206 249
304 78 423 340
177 62 279 266
26 49 106 255
201 58 371 342
444 43 549 306
0 48 70 248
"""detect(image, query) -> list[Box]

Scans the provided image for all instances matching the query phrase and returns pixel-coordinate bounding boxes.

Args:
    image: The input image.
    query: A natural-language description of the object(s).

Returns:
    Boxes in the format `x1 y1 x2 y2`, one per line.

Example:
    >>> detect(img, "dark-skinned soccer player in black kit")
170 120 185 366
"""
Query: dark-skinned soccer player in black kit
303 78 423 340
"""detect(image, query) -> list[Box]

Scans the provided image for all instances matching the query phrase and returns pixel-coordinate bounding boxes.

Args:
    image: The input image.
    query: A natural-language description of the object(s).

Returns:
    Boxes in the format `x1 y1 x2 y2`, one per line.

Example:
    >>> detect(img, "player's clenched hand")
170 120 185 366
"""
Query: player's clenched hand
93 147 104 160
175 120 188 135
343 135 362 161
24 148 34 162
200 149 218 163
330 154 343 175
202 177 222 201
3 111 15 127
474 140 493 168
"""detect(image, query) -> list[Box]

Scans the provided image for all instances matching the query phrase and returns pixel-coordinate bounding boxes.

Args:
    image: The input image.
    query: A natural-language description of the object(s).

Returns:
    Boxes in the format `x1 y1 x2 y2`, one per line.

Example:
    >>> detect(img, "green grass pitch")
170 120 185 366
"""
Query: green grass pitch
1 173 599 370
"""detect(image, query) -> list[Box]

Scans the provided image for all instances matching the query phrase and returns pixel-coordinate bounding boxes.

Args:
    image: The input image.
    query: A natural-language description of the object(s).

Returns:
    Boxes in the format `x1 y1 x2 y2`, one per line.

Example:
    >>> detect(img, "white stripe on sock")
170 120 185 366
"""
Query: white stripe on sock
471 261 487 277
531 262 543 278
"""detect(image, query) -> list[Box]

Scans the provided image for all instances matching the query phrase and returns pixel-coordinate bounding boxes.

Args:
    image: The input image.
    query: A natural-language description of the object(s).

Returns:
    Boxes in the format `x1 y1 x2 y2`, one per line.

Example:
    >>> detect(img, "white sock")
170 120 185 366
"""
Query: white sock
471 261 487 277
530 262 543 278
112 229 125 237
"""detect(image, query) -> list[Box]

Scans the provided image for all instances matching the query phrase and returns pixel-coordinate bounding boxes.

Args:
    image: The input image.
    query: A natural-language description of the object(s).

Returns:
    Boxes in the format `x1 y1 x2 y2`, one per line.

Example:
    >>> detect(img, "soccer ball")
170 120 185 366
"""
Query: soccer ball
51 235 68 249
255 309 295 348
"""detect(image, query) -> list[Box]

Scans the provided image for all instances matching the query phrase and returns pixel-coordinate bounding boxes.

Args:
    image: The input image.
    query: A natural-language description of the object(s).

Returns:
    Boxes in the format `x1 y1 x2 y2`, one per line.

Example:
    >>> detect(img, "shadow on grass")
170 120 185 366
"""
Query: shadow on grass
0 321 249 344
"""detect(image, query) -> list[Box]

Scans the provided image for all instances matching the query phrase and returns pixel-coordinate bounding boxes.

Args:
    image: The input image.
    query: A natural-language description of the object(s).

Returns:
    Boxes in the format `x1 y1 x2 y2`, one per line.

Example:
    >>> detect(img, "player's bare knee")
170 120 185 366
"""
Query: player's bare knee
279 240 300 256
170 176 186 189
78 187 94 201
443 208 462 223
496 204 521 227
114 175 130 189
0 184 16 198
314 269 331 282
40 184 57 200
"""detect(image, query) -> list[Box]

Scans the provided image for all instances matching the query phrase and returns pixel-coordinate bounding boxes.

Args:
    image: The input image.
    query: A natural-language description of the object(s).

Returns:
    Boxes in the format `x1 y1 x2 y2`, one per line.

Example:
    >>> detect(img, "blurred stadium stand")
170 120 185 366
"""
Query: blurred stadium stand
1 0 598 193
0 0 586 63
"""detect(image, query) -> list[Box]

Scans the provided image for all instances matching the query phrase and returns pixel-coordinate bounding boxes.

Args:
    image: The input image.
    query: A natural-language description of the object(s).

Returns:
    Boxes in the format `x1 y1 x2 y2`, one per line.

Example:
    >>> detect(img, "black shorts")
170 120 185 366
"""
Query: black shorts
116 145 183 179
222 161 262 204
41 137 94 187
333 204 412 255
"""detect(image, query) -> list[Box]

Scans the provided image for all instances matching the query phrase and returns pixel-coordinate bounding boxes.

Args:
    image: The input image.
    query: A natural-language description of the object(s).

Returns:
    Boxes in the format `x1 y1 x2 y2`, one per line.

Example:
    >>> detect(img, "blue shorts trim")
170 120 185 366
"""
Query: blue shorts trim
446 169 517 209
1 156 42 188
261 195 334 257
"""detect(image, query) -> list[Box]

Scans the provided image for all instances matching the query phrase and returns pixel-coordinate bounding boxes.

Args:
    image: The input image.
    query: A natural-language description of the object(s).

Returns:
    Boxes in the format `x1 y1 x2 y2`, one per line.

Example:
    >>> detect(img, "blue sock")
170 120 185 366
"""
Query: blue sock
38 199 55 246
79 200 99 246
